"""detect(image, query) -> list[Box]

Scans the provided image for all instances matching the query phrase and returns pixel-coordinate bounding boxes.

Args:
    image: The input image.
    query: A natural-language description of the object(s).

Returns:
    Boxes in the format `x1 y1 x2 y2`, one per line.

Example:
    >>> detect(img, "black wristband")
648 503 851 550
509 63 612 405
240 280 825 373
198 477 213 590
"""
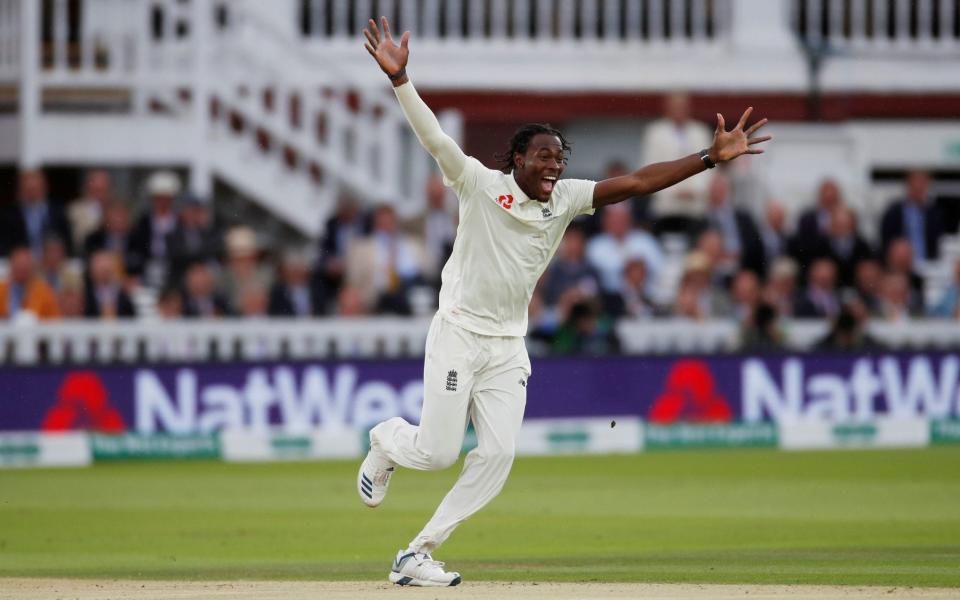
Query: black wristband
388 67 406 82
699 148 716 169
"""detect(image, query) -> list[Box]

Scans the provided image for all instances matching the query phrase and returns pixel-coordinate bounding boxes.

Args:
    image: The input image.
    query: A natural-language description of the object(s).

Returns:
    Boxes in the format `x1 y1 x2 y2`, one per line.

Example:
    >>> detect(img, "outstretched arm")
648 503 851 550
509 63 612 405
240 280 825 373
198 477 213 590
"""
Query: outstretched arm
592 108 772 209
364 17 467 183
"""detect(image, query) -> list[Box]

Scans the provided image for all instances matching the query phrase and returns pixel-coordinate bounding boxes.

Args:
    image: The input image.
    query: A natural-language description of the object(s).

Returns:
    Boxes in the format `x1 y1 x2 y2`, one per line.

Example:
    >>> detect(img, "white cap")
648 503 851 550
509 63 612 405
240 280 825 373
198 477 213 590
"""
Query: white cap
146 171 181 197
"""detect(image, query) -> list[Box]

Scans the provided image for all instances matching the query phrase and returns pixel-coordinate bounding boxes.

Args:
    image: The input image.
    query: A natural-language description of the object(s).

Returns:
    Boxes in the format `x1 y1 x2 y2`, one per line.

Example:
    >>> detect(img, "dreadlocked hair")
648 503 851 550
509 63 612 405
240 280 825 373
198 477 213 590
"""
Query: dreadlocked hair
494 123 571 173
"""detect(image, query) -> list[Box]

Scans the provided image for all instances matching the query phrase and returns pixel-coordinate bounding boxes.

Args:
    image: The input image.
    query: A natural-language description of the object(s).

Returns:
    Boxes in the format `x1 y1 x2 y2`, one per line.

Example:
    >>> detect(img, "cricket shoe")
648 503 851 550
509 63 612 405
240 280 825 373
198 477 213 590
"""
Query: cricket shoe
357 444 394 507
388 549 461 587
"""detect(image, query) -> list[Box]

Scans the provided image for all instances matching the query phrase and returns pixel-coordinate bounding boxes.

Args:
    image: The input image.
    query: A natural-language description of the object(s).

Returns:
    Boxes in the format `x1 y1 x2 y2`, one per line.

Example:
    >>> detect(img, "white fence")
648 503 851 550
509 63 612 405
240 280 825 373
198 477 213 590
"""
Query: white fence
1 318 959 365
793 0 960 53
300 0 730 45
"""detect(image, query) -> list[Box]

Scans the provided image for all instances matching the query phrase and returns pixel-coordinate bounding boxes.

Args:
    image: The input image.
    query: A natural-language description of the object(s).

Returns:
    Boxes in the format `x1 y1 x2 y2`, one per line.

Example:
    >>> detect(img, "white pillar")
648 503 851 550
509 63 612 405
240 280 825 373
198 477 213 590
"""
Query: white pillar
729 0 795 53
190 0 212 197
18 0 40 168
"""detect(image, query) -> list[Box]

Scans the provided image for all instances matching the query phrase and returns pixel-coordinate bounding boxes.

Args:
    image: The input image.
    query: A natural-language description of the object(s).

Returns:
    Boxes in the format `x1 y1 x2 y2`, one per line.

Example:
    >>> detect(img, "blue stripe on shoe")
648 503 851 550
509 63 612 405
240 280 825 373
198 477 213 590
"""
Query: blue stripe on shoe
449 575 462 587
393 551 417 571
361 473 372 485
395 576 413 586
361 483 372 495
361 487 372 499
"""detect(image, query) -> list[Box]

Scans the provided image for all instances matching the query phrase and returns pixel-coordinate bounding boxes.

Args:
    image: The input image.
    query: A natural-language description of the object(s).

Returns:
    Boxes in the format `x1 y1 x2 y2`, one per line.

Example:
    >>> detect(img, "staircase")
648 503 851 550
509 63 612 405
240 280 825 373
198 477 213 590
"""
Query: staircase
5 0 436 237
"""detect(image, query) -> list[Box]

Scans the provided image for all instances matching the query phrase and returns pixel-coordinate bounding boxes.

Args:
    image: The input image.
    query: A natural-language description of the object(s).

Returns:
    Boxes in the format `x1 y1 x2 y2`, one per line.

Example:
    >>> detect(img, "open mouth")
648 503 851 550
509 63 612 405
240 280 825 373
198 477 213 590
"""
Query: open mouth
540 176 557 196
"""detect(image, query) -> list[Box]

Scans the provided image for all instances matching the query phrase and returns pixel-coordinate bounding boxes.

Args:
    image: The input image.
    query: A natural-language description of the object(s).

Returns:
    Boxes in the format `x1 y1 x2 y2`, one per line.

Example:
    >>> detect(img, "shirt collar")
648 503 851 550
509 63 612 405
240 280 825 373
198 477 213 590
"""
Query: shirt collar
506 171 538 205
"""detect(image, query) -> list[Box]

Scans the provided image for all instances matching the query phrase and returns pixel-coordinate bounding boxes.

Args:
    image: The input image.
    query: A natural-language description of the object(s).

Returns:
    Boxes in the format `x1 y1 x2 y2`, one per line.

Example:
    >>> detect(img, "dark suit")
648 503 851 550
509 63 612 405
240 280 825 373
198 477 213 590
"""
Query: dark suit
165 224 223 287
692 208 767 278
267 277 330 317
880 199 943 261
788 208 830 271
0 201 74 256
83 285 136 319
182 293 233 318
809 235 875 288
126 213 178 278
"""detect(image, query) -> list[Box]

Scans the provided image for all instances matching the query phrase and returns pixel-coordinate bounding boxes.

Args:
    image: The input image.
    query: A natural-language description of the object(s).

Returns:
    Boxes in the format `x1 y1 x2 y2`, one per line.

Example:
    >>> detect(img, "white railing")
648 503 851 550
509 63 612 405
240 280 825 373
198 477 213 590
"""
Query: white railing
1 318 959 365
793 0 960 53
301 0 731 45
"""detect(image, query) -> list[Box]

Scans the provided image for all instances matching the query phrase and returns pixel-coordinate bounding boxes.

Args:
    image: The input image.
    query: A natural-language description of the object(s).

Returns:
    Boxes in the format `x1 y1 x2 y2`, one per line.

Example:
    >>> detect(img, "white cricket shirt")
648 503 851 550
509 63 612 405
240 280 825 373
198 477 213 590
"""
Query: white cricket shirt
438 157 596 337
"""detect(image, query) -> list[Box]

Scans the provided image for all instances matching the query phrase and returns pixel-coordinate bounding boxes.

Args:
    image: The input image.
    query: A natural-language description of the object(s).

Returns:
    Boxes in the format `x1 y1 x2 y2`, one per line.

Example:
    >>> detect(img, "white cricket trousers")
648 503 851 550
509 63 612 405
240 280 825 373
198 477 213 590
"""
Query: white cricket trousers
370 314 531 554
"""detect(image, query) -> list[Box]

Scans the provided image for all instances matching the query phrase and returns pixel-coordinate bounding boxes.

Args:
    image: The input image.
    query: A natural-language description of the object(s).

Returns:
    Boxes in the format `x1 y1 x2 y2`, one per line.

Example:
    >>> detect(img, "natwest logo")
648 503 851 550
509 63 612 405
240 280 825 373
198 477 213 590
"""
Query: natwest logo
743 356 960 422
134 366 423 433
649 360 733 423
43 371 126 432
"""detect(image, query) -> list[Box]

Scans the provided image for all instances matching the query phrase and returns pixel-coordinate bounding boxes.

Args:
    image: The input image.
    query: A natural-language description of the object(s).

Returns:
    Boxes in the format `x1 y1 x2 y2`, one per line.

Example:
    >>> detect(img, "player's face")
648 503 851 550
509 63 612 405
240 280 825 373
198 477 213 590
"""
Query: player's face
516 134 567 202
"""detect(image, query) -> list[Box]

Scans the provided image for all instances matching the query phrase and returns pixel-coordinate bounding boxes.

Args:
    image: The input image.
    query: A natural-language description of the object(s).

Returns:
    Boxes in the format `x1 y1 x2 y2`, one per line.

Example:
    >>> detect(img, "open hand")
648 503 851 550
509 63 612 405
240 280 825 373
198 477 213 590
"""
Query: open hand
363 16 409 78
709 108 771 163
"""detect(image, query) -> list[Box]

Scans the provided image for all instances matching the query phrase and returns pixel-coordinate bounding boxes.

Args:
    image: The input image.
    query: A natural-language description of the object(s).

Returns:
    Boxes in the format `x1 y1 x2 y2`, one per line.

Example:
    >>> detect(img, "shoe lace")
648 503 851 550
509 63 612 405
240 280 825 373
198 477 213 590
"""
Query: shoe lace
418 554 445 570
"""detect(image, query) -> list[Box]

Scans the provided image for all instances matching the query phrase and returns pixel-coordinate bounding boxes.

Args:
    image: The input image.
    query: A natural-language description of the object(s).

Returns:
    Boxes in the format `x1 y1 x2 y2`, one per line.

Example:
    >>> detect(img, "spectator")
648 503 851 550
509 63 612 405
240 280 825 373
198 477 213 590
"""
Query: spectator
612 257 657 318
319 192 367 290
336 285 367 317
68 169 112 250
268 248 329 317
166 193 222 288
673 251 730 319
814 205 874 287
877 271 920 322
0 169 73 257
40 235 70 292
346 204 426 315
183 261 231 318
758 200 789 270
586 203 662 296
84 250 135 319
741 302 785 352
791 179 843 268
730 269 761 325
693 171 765 277
885 237 925 308
127 170 181 286
404 174 456 282
930 258 960 318
794 258 840 319
693 228 733 287
156 287 183 319
642 92 712 234
218 226 273 313
814 299 883 352
84 200 133 260
881 169 943 264
237 282 269 318
551 299 619 356
0 246 61 320
762 257 798 318
58 269 86 319
542 225 602 306
854 258 884 316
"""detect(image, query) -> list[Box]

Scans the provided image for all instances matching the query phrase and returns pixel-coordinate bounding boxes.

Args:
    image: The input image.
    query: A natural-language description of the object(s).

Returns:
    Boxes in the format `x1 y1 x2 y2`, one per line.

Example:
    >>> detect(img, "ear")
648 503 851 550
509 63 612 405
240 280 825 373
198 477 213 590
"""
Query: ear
513 152 524 169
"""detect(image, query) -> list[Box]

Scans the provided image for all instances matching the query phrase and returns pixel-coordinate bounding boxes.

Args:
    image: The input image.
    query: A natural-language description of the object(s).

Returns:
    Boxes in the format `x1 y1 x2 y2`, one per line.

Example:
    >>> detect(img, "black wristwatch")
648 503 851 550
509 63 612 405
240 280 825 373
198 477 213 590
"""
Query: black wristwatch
699 148 716 169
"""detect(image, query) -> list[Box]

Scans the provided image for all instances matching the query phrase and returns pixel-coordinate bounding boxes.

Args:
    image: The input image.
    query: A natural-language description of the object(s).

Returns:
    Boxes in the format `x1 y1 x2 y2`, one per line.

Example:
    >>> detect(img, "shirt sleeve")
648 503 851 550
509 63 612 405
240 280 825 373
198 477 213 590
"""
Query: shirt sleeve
393 82 467 184
560 178 597 218
444 155 490 200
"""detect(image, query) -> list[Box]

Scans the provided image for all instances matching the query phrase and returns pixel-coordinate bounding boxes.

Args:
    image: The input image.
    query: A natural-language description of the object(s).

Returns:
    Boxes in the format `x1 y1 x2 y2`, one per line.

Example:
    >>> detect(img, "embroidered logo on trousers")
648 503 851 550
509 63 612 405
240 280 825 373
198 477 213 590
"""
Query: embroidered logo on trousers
446 370 458 391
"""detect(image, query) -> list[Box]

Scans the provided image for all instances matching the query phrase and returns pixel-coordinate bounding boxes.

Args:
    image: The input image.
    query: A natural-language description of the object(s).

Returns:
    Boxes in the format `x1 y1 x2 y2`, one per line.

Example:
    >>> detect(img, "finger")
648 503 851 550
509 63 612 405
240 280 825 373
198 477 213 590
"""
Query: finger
747 148 765 155
716 113 726 134
381 16 393 40
736 106 753 130
748 135 773 145
400 31 410 49
368 19 380 43
745 117 768 136
363 29 378 48
364 42 377 58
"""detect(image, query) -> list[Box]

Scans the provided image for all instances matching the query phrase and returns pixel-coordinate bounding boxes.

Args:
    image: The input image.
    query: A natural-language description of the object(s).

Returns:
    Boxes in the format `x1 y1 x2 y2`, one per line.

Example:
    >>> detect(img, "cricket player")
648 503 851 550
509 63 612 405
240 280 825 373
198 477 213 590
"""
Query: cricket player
358 16 770 587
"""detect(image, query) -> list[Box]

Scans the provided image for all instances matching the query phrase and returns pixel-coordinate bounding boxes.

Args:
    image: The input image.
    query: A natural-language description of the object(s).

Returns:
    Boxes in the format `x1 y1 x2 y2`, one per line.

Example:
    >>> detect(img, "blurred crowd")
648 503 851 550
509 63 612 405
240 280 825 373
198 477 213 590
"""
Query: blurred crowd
2 94 959 356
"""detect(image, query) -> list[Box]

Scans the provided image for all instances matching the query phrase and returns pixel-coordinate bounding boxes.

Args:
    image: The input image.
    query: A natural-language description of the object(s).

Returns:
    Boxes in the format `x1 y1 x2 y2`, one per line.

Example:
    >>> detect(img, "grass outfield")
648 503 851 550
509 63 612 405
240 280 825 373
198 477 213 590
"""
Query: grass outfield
0 447 958 587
